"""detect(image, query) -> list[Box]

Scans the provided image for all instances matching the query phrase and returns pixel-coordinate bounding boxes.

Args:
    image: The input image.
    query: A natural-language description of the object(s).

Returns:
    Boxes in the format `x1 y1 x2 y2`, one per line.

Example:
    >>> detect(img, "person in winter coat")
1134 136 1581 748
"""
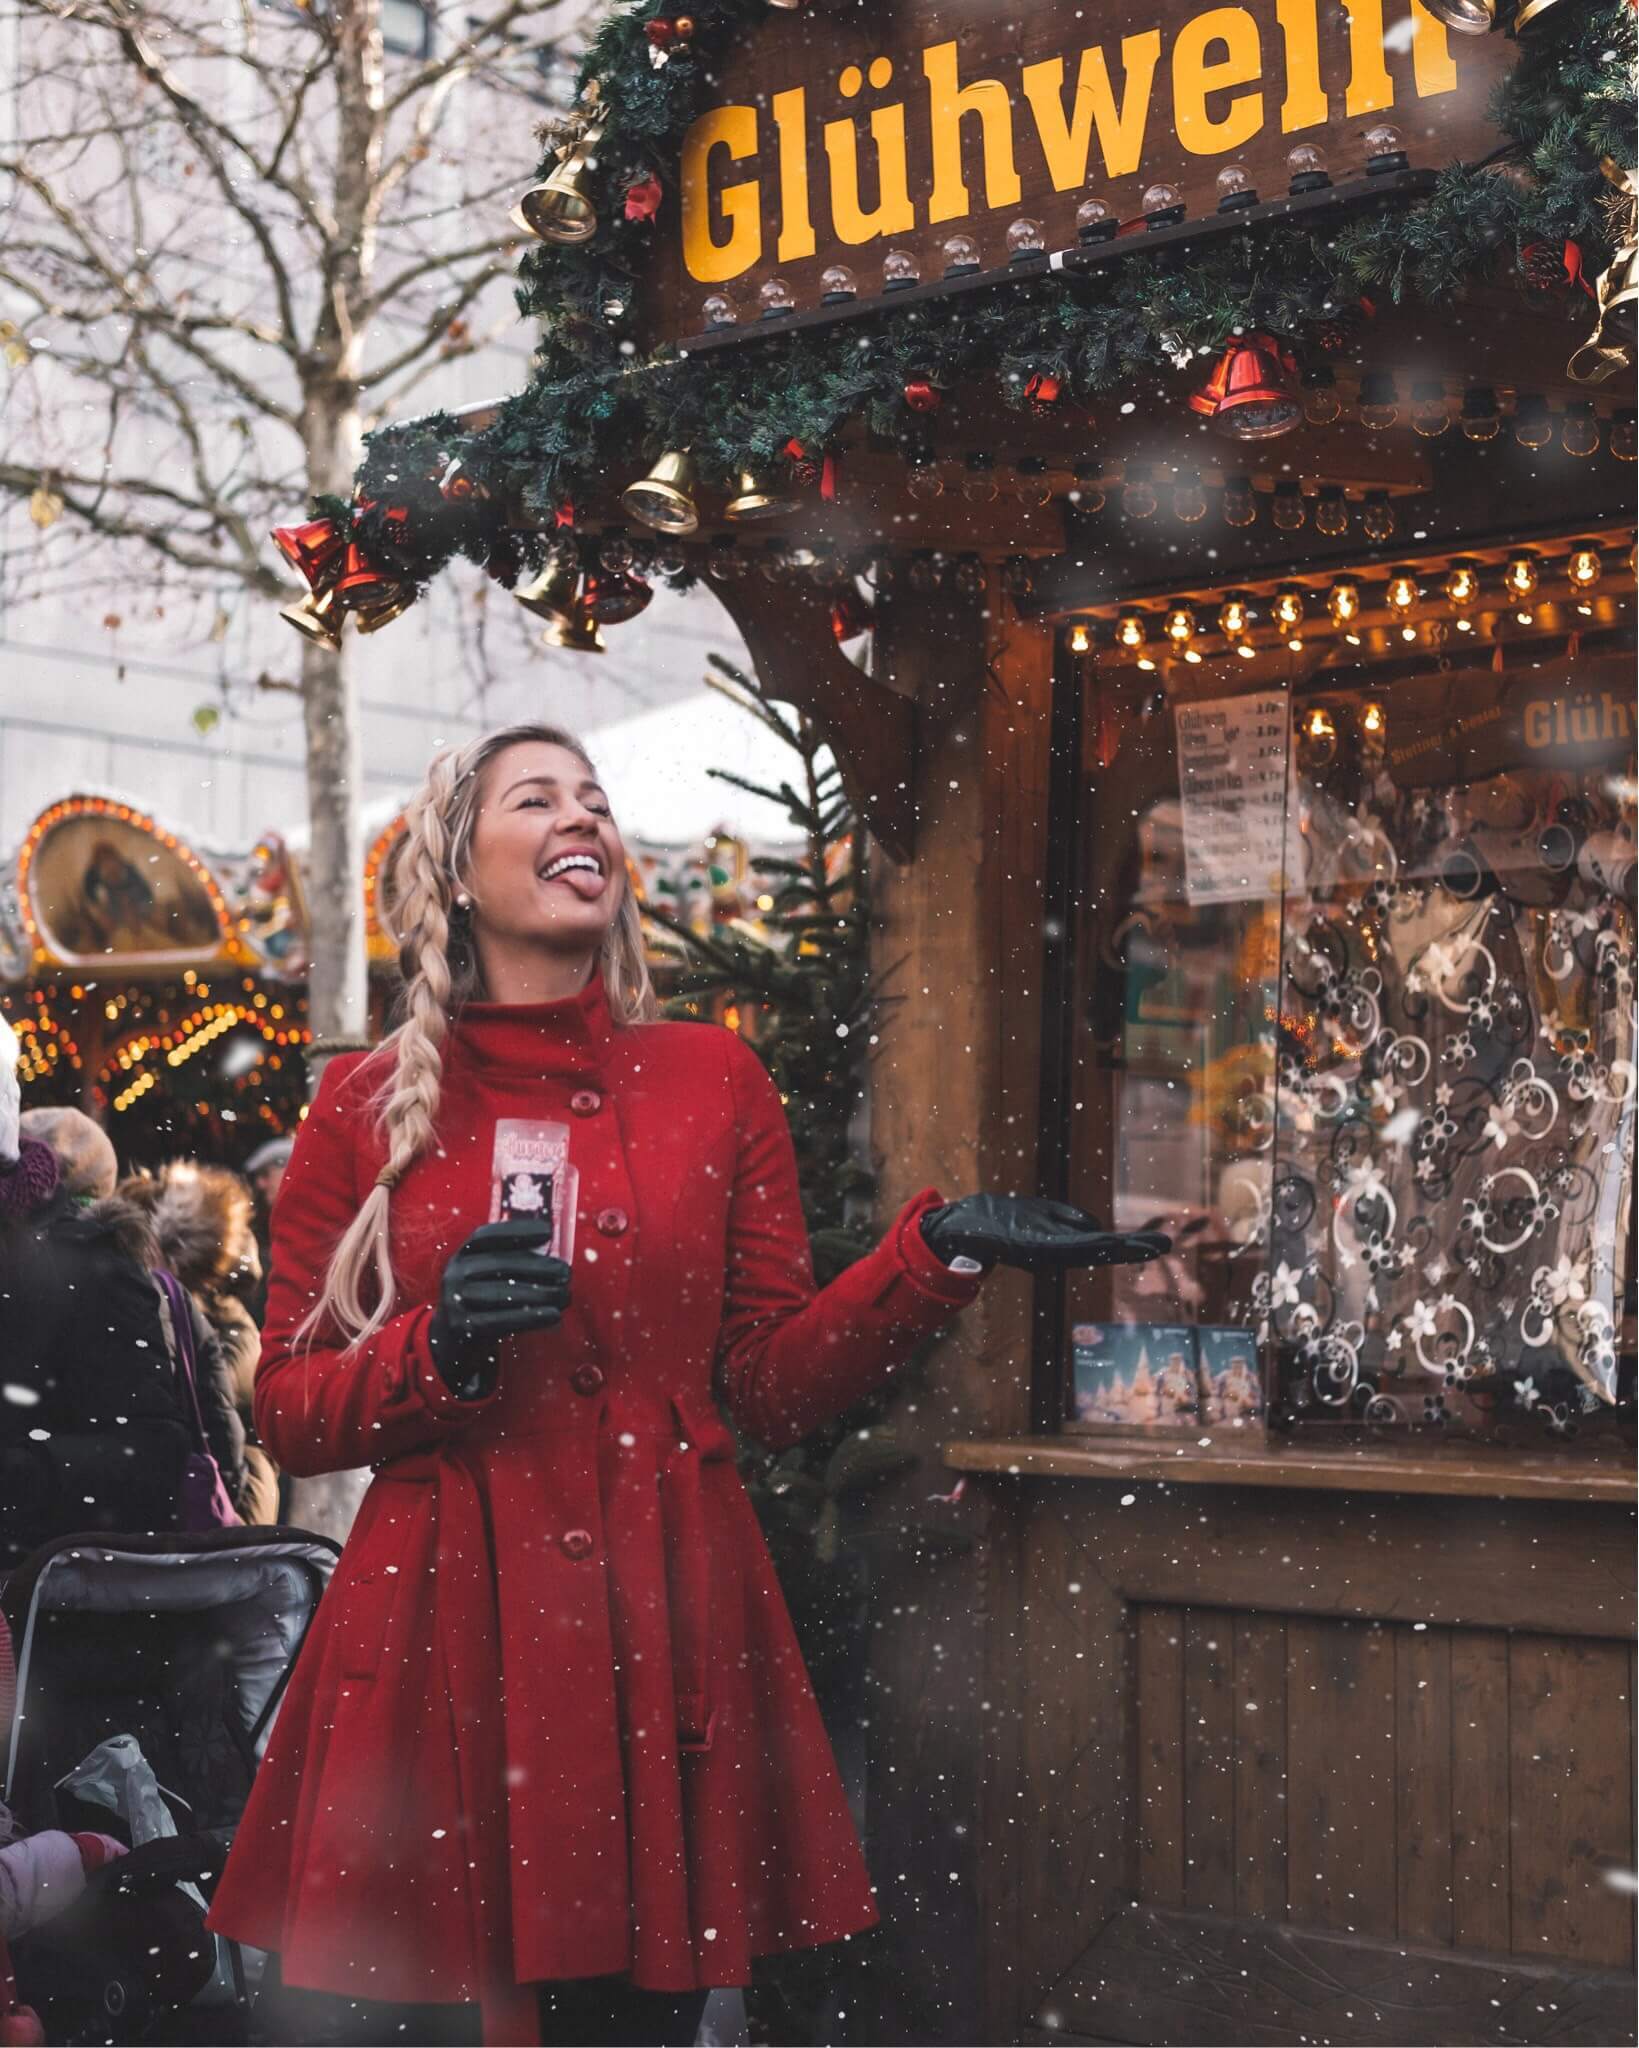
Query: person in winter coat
206 722 1164 2048
0 1109 246 1567
121 1162 280 1525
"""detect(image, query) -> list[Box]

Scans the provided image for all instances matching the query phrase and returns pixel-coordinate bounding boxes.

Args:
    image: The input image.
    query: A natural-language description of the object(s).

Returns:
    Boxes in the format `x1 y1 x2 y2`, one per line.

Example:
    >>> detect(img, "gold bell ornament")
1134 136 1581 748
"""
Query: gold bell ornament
1569 159 1638 385
279 587 344 650
724 468 802 520
512 550 581 627
540 601 607 655
512 122 605 246
621 450 700 534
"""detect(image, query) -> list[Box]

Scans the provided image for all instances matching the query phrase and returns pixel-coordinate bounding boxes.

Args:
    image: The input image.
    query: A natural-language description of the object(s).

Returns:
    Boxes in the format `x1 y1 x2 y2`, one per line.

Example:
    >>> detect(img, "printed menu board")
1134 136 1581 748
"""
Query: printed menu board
1174 692 1291 904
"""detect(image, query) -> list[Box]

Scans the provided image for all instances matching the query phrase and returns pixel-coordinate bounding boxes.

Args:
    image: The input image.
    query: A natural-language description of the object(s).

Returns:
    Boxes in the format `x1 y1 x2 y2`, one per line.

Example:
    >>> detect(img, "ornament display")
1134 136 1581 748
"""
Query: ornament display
1569 159 1638 384
1190 336 1301 440
511 121 604 245
621 450 700 533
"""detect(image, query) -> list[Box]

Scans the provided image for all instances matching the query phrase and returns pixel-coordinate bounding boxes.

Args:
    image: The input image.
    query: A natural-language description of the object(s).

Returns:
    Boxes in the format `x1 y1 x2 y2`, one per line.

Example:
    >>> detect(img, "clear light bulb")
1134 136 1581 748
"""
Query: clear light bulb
1360 700 1386 737
1216 163 1256 211
905 453 944 502
1611 408 1637 462
941 234 980 275
1504 551 1539 597
1364 123 1408 173
907 553 942 593
1410 381 1450 437
820 264 858 302
1513 395 1553 450
1171 470 1208 524
1005 217 1045 258
702 294 736 328
1116 612 1146 649
1314 485 1349 537
954 555 986 598
1070 461 1106 512
1287 142 1331 193
1561 401 1600 457
1122 466 1158 519
1568 546 1601 589
758 276 795 316
1303 365 1342 425
1386 567 1418 614
882 247 920 289
1459 386 1501 441
1141 182 1184 223
1274 586 1305 630
1360 490 1395 542
1219 593 1250 638
1327 580 1361 625
1358 373 1400 431
1221 475 1258 528
1164 604 1195 645
1444 560 1479 607
961 453 999 503
1305 706 1336 740
1076 197 1117 244
1068 622 1092 654
1272 482 1306 532
1010 459 1053 509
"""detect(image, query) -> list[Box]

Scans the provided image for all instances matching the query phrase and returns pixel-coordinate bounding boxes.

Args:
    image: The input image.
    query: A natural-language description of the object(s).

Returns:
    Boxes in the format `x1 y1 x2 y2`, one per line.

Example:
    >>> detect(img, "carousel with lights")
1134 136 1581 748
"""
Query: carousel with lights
271 2 1636 2041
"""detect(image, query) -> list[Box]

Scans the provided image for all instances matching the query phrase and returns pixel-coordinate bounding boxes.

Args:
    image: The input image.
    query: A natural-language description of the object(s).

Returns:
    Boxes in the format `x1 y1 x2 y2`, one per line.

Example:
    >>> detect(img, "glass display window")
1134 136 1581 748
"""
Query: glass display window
1057 559 1636 1449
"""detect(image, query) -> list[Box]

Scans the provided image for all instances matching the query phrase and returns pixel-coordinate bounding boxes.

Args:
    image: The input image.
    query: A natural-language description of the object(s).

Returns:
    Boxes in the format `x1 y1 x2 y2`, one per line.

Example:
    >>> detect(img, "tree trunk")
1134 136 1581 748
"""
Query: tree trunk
300 632 368 1050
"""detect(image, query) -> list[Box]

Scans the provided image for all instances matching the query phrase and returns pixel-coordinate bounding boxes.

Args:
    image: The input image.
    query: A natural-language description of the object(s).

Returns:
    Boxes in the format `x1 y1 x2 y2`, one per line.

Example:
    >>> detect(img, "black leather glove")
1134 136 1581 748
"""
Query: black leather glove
427 1218 572 1399
920 1195 1172 1275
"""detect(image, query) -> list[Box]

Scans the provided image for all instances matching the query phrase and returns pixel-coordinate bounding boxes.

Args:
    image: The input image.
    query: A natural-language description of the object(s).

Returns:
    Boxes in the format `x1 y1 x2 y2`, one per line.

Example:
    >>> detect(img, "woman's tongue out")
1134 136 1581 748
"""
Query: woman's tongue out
542 853 605 901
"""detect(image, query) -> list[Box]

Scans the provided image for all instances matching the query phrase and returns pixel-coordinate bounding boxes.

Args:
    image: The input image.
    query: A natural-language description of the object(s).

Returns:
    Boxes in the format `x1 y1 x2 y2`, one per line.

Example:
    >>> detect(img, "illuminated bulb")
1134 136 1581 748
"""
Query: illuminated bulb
1273 585 1305 631
1385 566 1419 615
1287 637 1304 652
1455 617 1474 633
1136 656 1158 671
758 276 796 316
1302 365 1342 425
1444 558 1480 607
1184 648 1204 663
1358 372 1400 431
1005 217 1046 259
1141 181 1185 225
1568 546 1601 589
1410 380 1450 437
1305 706 1336 740
1364 123 1408 174
1360 490 1395 542
1218 592 1251 639
1236 643 1257 660
1513 395 1553 450
1122 465 1158 519
1314 485 1349 536
1164 604 1195 646
1287 142 1331 194
1504 550 1539 598
1216 163 1256 211
941 234 981 275
1360 701 1386 736
1515 608 1534 626
1221 474 1258 528
1068 622 1092 654
1400 623 1418 641
1076 197 1117 244
882 247 920 289
1561 401 1600 458
1116 611 1146 649
819 264 858 302
1171 470 1209 524
1327 580 1361 626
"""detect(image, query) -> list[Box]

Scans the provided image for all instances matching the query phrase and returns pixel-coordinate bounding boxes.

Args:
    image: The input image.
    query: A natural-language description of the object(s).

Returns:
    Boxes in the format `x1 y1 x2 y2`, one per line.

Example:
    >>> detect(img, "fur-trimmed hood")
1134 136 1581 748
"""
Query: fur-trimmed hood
65 1190 160 1269
122 1162 259 1298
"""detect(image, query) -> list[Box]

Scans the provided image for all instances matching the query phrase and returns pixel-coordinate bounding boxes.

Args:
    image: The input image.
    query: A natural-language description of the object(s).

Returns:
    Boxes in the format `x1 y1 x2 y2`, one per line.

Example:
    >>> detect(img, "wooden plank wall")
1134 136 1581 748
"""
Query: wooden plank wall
1133 1606 1635 1970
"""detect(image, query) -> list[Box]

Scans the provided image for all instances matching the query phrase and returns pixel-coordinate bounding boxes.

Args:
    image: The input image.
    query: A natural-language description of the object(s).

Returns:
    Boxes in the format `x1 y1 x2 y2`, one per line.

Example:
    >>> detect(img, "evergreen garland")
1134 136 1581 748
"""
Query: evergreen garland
345 0 1635 599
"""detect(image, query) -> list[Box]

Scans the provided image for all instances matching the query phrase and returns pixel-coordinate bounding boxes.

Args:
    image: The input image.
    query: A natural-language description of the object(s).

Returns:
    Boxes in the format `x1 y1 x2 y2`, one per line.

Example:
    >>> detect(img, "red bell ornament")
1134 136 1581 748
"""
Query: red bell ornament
580 569 654 625
904 380 943 414
329 542 399 611
1189 336 1301 440
271 518 346 592
1025 372 1062 411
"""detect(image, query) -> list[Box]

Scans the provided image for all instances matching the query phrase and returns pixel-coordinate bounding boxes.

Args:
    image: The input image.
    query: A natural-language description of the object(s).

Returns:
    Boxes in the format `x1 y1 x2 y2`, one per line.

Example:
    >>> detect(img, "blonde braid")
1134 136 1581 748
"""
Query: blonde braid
299 755 462 1348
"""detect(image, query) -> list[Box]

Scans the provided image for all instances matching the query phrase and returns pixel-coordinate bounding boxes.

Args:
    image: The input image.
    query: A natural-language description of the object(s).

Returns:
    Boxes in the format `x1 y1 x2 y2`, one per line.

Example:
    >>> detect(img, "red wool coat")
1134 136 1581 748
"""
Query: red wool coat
207 980 980 2041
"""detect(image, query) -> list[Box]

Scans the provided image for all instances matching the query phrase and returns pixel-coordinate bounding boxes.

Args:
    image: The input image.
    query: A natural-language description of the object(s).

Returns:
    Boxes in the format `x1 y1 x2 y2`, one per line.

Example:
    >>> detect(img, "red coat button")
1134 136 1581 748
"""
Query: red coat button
570 1089 601 1117
560 1528 595 1561
596 1207 629 1238
571 1364 605 1397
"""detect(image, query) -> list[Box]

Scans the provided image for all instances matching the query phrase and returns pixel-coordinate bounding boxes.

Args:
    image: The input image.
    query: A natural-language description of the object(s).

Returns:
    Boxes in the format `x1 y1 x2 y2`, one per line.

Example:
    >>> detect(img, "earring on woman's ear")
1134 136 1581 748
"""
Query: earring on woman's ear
453 893 472 912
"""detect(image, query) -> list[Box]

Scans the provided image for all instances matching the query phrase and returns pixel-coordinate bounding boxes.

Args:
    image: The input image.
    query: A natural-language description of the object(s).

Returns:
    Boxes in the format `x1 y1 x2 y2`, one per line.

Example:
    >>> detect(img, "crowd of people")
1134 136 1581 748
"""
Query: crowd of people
0 1087 293 1569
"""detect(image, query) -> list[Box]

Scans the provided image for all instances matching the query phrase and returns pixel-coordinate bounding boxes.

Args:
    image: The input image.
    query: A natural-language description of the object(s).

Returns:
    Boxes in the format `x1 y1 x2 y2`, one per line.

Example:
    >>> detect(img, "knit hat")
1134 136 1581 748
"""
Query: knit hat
244 1136 294 1175
17 1107 119 1201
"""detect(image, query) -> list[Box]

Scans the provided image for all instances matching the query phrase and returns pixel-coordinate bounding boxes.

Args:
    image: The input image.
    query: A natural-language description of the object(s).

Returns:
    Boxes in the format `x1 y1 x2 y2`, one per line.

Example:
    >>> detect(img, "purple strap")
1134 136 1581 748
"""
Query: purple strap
154 1269 210 1455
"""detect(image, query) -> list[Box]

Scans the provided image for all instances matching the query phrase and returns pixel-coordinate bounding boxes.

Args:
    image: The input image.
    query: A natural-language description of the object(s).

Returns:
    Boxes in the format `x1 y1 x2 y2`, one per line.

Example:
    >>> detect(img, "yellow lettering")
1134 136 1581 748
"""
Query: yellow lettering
1172 7 1264 155
824 100 915 244
1602 692 1633 739
1411 0 1459 97
1274 0 1328 132
1340 0 1395 116
923 39 1021 224
771 88 816 262
1523 701 1552 749
680 104 761 284
1022 33 1162 186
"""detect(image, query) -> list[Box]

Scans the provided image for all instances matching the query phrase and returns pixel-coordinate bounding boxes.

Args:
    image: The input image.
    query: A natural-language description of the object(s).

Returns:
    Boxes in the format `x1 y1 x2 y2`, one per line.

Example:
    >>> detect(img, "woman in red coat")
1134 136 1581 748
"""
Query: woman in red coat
207 722 1160 2046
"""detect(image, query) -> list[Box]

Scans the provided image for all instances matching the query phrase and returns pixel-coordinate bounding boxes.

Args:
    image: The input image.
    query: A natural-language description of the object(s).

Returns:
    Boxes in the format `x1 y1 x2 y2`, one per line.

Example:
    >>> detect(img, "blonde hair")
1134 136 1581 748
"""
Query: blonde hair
303 722 655 1348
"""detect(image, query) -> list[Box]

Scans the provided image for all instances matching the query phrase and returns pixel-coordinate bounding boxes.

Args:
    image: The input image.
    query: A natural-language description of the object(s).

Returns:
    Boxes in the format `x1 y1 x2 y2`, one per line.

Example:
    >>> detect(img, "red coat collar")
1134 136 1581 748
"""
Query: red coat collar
447 972 615 1078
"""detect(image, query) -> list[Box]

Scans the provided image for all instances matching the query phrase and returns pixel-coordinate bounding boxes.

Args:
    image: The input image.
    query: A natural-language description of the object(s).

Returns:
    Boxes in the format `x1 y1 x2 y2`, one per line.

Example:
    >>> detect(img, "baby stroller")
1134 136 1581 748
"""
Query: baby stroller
1 1527 337 2045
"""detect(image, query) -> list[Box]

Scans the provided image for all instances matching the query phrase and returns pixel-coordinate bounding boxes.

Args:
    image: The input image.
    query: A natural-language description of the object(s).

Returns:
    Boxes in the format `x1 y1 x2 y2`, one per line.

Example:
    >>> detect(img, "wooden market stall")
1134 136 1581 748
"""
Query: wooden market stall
302 2 1638 2041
